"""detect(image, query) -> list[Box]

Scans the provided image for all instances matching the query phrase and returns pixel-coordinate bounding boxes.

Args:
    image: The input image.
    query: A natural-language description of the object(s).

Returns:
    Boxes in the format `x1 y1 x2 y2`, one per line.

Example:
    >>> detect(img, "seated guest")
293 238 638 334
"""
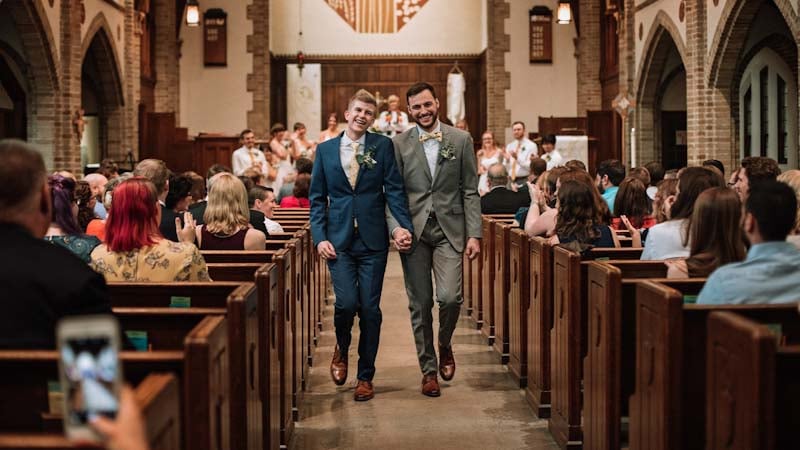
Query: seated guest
664 168 679 180
44 175 101 263
596 159 625 212
733 156 780 201
84 173 108 220
91 178 209 282
523 167 568 237
165 173 193 213
97 158 119 180
665 187 746 278
279 173 311 208
629 167 651 188
134 159 194 243
184 171 205 207
0 139 111 348
612 177 655 231
698 181 800 304
644 161 664 200
480 163 530 214
702 159 725 177
196 173 266 250
86 173 132 242
190 164 232 225
641 167 725 260
778 169 800 249
548 180 618 248
564 159 586 172
74 180 96 231
250 186 284 234
529 157 548 184
652 178 678 223
278 157 313 202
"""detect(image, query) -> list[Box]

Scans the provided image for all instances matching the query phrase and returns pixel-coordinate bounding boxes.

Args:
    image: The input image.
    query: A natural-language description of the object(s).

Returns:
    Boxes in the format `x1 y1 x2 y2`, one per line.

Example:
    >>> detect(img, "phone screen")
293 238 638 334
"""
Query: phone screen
60 336 119 425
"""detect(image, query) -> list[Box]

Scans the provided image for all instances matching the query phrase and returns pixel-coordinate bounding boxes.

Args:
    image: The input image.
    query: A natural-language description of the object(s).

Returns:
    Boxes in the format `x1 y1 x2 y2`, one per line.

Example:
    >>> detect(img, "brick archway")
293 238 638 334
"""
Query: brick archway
0 0 60 167
81 13 125 162
634 12 687 167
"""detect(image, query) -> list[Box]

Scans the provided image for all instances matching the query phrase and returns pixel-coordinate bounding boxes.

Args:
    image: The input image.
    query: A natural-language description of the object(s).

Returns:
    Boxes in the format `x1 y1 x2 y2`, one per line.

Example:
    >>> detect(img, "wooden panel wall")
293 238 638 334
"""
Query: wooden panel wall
270 54 486 145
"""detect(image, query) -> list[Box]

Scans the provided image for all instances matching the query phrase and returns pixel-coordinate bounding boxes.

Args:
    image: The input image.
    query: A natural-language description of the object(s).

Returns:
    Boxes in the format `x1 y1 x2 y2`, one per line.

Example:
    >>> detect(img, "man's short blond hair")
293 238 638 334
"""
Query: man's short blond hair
348 89 377 109
134 159 169 194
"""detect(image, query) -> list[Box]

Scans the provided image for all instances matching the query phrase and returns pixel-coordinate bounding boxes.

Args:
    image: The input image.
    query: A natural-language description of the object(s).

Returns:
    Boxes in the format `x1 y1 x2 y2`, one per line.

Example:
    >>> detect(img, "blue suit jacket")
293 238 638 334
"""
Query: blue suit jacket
309 131 413 252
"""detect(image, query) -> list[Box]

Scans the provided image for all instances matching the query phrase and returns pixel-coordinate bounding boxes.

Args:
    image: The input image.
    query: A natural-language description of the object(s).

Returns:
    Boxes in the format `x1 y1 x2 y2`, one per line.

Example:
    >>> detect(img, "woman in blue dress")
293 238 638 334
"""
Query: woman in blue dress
44 175 101 263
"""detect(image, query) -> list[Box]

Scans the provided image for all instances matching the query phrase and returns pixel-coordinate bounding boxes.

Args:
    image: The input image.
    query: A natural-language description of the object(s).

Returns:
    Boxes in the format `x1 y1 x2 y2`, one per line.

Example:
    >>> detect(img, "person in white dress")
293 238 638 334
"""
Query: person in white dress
319 113 340 143
503 121 538 189
477 130 504 196
268 123 294 194
291 122 316 161
231 129 269 176
375 95 409 137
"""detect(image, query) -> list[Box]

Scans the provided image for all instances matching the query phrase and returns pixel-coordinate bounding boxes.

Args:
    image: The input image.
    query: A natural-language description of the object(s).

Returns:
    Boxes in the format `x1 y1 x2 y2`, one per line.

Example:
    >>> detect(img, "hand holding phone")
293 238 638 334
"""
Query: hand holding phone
57 315 122 443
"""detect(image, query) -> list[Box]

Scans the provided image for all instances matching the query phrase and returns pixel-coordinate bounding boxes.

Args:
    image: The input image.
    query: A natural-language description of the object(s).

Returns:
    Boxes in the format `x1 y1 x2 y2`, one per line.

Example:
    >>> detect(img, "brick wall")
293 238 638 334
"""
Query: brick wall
57 0 83 173
577 0 602 115
485 0 510 143
247 0 271 137
154 0 178 117
123 0 141 161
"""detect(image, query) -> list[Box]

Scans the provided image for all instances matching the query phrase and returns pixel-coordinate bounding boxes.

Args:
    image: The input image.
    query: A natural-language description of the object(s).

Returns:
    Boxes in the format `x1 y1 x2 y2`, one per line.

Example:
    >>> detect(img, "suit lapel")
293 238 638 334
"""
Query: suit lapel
327 133 352 190
353 132 370 189
409 127 433 183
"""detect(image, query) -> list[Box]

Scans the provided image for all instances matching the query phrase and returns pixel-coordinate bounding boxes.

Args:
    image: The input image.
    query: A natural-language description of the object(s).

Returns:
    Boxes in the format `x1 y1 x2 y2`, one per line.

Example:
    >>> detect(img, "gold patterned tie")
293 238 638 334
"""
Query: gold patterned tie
348 142 360 189
419 131 443 142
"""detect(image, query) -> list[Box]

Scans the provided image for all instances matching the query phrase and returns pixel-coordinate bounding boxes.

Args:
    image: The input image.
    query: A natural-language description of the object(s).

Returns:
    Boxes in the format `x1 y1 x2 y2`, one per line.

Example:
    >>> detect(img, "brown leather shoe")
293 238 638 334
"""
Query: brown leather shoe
330 345 347 386
439 345 456 381
421 373 441 397
354 380 374 401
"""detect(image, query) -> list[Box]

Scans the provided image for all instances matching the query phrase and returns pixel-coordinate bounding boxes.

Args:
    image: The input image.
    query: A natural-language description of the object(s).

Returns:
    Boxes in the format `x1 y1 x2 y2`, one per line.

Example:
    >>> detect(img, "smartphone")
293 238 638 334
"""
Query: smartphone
56 315 122 442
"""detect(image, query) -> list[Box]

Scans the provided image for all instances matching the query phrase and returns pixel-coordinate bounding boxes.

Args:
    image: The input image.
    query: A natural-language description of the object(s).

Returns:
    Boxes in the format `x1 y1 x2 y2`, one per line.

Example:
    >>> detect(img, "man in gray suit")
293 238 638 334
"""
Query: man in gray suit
387 82 481 397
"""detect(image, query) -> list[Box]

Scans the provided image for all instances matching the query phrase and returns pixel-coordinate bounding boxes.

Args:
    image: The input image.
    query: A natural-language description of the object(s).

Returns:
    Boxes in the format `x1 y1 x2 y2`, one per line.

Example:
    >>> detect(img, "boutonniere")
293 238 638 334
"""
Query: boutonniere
543 153 551 162
356 145 377 169
438 142 456 162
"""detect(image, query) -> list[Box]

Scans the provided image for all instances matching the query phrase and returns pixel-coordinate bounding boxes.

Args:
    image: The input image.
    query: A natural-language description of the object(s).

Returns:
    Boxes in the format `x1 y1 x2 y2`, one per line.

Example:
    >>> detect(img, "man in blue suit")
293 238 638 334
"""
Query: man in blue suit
309 89 413 401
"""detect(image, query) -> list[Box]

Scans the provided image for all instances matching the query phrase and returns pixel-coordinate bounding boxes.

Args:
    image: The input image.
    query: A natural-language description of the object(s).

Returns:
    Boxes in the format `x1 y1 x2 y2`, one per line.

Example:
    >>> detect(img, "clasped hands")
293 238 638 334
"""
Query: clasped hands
392 227 413 252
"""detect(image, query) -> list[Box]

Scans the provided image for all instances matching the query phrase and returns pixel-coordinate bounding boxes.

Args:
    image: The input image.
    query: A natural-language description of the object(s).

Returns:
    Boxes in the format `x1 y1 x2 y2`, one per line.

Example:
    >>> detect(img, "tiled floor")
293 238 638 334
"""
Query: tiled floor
291 251 558 449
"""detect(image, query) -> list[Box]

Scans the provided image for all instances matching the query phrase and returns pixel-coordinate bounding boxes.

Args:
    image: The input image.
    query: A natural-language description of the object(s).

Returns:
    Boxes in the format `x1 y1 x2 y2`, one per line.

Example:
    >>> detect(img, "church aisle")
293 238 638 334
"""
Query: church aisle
292 251 558 449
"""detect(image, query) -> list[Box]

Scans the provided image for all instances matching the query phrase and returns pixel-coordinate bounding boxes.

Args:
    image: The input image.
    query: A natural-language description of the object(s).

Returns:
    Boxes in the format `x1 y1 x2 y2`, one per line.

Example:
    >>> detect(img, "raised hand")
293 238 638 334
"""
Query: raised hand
176 211 196 244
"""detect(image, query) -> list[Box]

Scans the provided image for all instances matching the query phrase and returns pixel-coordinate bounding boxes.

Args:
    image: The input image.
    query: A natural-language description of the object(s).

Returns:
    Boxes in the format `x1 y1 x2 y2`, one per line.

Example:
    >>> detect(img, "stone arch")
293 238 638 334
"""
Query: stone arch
634 12 688 168
0 0 60 167
80 13 125 165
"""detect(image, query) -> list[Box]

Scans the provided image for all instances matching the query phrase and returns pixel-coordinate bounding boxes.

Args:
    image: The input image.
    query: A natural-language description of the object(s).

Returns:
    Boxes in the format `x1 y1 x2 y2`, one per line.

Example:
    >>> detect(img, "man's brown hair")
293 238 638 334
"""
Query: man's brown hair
134 159 169 194
0 139 47 218
741 156 781 185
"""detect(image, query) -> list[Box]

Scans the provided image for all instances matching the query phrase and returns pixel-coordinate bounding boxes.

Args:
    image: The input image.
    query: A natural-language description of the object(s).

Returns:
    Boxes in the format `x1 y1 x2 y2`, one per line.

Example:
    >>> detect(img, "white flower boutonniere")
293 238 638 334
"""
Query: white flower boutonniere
438 142 456 163
543 153 552 162
356 145 377 169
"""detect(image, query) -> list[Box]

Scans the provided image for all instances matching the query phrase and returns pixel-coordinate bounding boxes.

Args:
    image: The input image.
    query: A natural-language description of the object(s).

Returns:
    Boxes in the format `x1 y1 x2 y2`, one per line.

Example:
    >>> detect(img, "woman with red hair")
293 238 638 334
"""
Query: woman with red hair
90 177 210 281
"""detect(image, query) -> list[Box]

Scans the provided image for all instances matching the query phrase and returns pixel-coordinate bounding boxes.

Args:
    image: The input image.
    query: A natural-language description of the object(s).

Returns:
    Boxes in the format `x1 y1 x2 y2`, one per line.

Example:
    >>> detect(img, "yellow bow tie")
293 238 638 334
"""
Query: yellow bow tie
419 131 443 142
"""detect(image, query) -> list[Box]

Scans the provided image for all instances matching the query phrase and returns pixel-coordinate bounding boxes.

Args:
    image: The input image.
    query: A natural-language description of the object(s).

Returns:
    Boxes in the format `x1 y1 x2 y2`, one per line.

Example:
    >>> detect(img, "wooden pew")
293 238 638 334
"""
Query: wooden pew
526 237 553 417
629 280 800 450
549 246 643 449
468 234 483 329
201 249 297 445
480 215 516 345
493 222 512 362
582 260 671 450
508 228 529 387
706 311 800 450
109 283 258 450
0 316 226 450
0 373 181 450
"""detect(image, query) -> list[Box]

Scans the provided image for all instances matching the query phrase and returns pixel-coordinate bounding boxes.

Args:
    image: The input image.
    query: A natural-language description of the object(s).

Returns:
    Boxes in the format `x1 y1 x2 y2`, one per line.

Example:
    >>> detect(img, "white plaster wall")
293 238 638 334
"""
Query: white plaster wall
179 0 253 135
634 1 687 84
43 0 61 62
481 0 488 50
82 0 127 78
270 0 484 55
504 0 577 138
706 0 724 56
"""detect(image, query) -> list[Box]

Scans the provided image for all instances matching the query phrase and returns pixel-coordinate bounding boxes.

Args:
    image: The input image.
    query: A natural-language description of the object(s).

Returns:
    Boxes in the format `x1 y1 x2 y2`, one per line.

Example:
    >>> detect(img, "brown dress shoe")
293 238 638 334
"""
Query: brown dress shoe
421 373 441 397
354 380 374 401
439 345 456 381
330 345 347 386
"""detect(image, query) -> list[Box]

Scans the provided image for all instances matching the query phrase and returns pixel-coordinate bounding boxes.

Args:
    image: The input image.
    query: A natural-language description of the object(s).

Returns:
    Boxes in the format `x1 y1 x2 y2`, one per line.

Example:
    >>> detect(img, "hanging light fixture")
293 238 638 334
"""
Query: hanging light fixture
557 1 572 25
186 0 200 27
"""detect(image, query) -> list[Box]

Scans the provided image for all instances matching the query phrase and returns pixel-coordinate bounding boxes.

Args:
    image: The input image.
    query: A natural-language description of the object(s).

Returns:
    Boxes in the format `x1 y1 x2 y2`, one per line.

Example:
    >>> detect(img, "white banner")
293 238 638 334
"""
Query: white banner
287 64 321 132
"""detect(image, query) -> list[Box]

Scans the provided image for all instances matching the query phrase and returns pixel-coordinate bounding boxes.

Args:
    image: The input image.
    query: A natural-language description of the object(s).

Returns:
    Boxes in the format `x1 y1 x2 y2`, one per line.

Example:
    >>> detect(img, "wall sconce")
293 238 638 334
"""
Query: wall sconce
186 0 200 27
557 1 572 25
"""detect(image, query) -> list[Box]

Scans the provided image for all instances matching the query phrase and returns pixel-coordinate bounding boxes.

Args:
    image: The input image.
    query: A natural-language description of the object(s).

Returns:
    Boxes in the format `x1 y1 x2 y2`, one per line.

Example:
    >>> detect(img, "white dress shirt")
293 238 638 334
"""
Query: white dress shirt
232 145 268 176
417 122 441 180
543 148 564 170
263 217 284 234
504 138 538 179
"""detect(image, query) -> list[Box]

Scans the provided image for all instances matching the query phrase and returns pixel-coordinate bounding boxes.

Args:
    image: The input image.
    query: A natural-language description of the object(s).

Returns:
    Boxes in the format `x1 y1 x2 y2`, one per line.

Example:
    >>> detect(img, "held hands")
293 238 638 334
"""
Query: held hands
465 237 481 260
392 227 413 252
176 211 196 244
317 241 337 260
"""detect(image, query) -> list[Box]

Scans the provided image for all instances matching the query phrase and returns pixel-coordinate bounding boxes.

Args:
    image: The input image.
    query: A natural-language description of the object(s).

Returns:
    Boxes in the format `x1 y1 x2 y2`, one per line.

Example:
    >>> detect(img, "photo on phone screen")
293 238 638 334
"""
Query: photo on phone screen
60 336 119 425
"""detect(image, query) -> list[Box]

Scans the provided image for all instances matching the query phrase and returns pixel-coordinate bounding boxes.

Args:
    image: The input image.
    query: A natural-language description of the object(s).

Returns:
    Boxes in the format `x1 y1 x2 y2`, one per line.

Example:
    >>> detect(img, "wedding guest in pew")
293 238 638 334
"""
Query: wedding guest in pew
74 180 96 231
698 180 800 304
611 177 655 232
733 156 781 202
86 173 133 242
644 161 664 200
663 187 746 278
90 385 150 450
652 178 678 224
529 157 548 184
702 158 725 177
84 173 109 220
548 179 619 247
480 163 530 214
522 167 567 237
641 166 724 260
0 139 111 348
195 172 266 250
250 185 284 234
563 159 586 172
165 172 193 214
596 159 625 212
44 174 101 262
184 170 205 208
778 169 800 249
90 177 211 282
628 166 651 189
277 157 313 203
134 159 194 243
190 163 231 224
279 173 311 208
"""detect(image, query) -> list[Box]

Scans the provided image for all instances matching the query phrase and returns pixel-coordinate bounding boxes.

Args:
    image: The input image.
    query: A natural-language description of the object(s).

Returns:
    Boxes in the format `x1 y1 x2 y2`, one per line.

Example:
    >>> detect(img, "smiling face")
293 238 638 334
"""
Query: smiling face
407 89 439 131
512 123 525 140
242 131 256 149
344 100 377 137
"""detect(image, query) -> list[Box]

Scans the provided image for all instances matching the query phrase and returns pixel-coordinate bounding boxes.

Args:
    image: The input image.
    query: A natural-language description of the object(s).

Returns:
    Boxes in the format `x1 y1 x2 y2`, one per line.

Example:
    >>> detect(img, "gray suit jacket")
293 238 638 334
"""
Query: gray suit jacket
387 122 481 251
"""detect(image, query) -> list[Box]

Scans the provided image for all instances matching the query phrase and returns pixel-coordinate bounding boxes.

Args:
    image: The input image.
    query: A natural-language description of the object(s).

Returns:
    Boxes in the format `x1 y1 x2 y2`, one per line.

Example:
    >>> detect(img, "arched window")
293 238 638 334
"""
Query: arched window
739 47 798 170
